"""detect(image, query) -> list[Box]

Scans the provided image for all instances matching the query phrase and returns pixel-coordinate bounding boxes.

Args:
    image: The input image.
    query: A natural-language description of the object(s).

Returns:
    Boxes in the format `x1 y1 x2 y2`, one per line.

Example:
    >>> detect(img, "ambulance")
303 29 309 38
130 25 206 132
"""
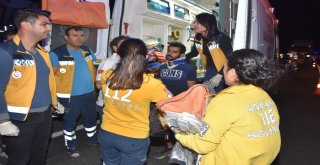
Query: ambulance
46 0 279 63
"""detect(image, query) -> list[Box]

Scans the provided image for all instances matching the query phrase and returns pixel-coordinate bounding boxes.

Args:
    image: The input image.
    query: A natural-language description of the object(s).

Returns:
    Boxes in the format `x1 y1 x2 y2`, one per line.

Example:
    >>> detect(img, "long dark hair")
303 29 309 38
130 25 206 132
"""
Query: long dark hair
107 38 148 90
227 49 283 90
194 12 218 41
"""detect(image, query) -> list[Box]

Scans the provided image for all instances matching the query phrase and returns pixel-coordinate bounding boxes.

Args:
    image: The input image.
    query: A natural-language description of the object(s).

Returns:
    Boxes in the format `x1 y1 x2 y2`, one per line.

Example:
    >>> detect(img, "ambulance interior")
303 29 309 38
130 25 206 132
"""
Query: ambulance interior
111 0 217 76
46 0 279 75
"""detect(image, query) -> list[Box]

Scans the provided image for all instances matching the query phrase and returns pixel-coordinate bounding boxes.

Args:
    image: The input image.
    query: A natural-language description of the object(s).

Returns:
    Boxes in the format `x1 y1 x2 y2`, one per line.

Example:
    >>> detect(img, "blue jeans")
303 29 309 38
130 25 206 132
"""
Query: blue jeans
99 130 150 165
60 92 98 150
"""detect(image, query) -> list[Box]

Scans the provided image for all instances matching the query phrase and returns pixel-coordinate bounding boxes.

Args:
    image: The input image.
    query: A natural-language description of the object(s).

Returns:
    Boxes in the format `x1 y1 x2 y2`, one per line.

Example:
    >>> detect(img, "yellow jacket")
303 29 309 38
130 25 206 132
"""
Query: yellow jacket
4 35 57 121
176 85 281 165
195 38 227 72
100 70 169 138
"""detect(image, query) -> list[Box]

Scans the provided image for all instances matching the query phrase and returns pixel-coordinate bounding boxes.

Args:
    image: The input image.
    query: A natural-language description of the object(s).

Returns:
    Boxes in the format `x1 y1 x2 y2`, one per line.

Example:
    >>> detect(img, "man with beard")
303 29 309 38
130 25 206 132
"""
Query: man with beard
154 42 197 159
0 9 58 165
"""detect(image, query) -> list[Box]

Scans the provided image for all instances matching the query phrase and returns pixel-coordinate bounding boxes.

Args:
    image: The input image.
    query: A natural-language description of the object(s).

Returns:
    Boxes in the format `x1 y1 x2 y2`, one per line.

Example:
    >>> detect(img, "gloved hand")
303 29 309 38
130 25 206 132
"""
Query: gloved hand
0 121 19 136
53 102 65 114
202 81 216 94
164 88 173 98
209 74 223 87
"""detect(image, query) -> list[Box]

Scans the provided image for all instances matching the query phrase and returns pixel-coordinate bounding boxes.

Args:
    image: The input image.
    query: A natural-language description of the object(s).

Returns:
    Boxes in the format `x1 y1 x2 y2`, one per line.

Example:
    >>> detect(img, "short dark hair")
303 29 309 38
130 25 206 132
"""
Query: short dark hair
168 42 186 54
14 9 51 30
195 12 217 40
227 49 283 90
110 35 130 53
65 26 84 36
107 38 148 90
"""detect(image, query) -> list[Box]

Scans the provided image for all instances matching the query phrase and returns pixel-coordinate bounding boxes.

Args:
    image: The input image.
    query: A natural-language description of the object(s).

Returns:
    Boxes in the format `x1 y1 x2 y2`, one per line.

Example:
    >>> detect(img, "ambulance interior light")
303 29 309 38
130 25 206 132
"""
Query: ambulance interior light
147 0 170 15
174 4 190 21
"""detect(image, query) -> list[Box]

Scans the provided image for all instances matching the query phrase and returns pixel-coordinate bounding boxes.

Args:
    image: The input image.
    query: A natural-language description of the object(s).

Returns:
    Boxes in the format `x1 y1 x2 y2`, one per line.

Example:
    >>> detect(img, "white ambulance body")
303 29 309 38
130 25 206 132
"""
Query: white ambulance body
226 0 280 60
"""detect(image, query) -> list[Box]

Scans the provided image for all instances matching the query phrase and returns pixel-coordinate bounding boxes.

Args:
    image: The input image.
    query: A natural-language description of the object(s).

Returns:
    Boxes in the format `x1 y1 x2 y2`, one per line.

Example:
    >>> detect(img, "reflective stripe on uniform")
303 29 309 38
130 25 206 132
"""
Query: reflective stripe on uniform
63 130 75 136
57 93 71 98
63 130 76 141
87 131 96 137
85 126 97 137
64 135 76 141
84 126 96 132
7 106 29 114
59 61 75 65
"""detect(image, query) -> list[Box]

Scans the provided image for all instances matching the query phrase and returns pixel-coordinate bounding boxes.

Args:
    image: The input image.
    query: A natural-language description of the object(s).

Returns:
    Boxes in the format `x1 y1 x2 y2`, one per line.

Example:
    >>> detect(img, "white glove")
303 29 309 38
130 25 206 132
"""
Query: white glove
53 102 65 114
209 74 223 87
0 121 19 136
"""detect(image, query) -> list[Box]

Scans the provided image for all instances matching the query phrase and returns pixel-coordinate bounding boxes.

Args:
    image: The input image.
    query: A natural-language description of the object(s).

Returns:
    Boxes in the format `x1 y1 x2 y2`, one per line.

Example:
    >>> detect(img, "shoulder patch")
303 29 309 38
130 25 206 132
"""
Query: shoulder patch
199 122 209 137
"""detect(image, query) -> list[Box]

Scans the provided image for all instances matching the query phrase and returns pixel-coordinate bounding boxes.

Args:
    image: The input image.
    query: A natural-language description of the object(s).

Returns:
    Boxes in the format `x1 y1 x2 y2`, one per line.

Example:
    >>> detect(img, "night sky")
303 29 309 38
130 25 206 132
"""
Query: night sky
269 0 320 53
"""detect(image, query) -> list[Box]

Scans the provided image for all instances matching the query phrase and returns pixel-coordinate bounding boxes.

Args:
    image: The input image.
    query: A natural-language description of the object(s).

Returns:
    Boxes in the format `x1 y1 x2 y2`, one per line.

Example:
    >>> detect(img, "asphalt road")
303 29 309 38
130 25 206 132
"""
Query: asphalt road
272 66 320 165
0 65 320 165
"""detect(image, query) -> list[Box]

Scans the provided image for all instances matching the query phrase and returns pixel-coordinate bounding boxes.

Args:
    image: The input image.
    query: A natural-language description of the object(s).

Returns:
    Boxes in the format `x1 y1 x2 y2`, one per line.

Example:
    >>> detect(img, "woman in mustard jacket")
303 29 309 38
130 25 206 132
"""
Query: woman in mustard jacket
176 49 283 165
186 12 233 92
99 38 169 165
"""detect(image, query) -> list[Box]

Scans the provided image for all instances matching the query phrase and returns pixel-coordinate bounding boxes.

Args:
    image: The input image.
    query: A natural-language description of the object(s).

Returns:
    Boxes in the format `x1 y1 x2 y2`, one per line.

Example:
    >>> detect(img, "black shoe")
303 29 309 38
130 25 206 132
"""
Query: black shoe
154 148 171 159
68 149 80 158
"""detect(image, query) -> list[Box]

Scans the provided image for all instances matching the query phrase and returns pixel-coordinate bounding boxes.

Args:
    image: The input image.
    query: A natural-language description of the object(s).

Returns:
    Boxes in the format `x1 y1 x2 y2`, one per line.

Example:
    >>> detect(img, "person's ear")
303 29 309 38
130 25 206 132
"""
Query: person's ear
229 68 239 82
64 35 68 41
112 46 117 53
21 22 31 30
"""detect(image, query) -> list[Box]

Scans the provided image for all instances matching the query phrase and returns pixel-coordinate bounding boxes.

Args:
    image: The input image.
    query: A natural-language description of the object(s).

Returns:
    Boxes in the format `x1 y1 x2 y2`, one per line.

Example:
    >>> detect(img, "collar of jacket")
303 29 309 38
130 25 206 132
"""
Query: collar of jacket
13 35 46 54
206 31 221 40
219 84 258 95
194 31 221 43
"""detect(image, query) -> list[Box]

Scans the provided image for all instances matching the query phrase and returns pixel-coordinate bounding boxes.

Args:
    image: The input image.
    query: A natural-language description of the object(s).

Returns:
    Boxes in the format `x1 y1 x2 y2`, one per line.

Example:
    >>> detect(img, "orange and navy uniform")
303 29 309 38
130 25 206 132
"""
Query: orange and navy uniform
51 45 95 99
0 35 57 121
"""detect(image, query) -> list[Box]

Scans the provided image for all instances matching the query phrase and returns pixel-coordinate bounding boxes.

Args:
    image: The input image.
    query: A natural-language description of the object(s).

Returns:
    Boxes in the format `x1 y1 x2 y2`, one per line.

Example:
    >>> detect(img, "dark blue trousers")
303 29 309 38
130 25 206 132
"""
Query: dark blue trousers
99 130 150 165
5 110 52 165
60 92 98 150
